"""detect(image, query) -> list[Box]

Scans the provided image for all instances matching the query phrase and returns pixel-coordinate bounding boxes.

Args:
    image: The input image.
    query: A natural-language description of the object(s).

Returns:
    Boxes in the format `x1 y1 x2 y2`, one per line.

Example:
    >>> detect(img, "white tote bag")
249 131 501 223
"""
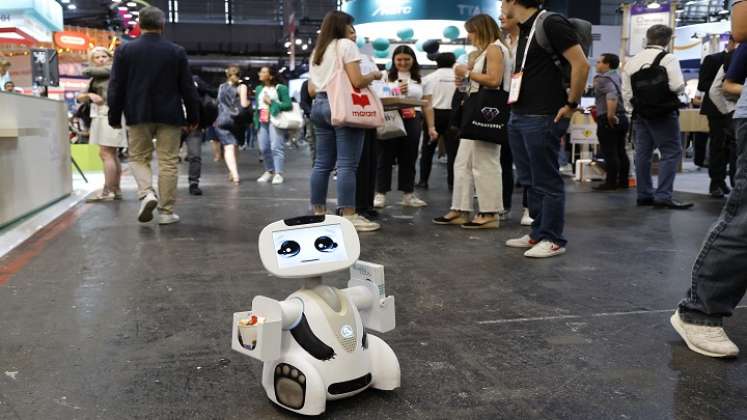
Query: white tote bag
271 102 304 130
376 110 407 140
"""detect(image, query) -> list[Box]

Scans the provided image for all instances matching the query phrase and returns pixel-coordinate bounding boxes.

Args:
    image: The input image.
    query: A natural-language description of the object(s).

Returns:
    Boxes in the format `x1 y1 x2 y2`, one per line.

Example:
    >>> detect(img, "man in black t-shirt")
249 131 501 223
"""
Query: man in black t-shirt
502 0 590 259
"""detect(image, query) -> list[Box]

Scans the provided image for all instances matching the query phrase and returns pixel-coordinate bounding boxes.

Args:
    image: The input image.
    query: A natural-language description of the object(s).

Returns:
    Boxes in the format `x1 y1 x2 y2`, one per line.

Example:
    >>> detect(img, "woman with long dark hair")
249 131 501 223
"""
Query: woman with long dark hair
308 11 383 231
254 66 292 184
373 46 438 209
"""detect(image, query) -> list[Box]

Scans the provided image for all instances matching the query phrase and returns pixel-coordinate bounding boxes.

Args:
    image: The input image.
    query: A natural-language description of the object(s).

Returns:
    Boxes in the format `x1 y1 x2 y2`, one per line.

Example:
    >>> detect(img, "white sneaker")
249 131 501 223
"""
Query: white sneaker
524 240 566 258
670 310 739 358
344 214 381 232
158 213 181 225
401 193 427 208
272 174 284 185
374 193 386 209
137 192 158 223
521 208 533 226
257 171 273 183
505 234 539 249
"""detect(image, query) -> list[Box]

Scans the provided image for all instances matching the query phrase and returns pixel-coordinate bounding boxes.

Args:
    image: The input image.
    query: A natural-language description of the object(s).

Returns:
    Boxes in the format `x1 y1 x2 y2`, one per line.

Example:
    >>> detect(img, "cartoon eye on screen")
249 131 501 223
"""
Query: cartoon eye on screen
272 224 348 269
314 236 337 253
278 240 301 258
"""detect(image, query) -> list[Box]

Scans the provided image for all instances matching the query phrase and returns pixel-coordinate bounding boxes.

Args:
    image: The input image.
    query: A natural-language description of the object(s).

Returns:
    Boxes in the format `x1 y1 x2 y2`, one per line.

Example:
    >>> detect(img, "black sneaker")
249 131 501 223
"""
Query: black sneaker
189 184 203 196
592 183 618 192
637 198 655 207
415 181 429 190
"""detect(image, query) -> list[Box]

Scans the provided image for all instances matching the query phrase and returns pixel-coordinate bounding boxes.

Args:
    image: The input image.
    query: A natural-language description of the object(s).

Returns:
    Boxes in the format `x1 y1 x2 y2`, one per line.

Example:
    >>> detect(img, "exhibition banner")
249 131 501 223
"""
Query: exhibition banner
342 0 497 25
628 2 672 56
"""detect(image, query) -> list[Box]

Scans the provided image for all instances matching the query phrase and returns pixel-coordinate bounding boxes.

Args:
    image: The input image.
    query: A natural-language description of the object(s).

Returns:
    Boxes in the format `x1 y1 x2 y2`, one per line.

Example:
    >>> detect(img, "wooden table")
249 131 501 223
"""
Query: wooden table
678 108 709 133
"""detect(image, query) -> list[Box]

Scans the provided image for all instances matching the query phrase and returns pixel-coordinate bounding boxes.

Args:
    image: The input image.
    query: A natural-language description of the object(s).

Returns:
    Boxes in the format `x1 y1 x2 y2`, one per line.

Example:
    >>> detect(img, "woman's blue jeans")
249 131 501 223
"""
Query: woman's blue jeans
310 93 365 209
257 122 285 173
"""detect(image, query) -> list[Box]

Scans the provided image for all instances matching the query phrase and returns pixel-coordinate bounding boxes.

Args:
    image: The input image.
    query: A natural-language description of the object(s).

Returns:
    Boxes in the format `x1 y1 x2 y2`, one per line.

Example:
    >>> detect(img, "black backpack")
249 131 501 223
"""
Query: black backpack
534 11 593 88
199 93 218 129
630 50 681 118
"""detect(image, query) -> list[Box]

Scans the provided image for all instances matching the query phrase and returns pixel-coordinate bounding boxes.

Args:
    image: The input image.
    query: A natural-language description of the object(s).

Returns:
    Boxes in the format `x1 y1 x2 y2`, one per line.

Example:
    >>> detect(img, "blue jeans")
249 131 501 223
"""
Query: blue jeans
678 118 747 326
257 122 285 173
633 112 682 202
508 114 569 246
310 93 365 209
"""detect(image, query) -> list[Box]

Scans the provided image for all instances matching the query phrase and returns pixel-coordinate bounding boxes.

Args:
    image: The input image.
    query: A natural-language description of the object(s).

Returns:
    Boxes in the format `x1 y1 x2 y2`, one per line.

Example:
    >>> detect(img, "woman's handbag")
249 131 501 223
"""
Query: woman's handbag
376 110 407 139
459 53 510 144
271 102 303 130
327 41 385 129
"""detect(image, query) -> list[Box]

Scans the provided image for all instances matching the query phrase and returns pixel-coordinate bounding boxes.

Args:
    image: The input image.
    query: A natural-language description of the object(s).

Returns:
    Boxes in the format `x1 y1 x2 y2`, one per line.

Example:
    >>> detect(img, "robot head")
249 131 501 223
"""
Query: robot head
258 215 361 278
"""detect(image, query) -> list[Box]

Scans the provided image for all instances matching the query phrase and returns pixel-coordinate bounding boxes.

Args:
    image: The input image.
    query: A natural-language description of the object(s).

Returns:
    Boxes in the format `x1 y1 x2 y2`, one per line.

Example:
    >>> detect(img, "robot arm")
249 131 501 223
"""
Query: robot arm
231 296 303 361
342 261 396 333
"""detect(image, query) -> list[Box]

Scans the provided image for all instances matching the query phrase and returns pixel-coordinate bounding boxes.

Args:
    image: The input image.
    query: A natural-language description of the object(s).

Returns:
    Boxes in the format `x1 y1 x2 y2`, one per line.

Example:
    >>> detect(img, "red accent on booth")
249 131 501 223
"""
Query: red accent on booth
54 31 91 50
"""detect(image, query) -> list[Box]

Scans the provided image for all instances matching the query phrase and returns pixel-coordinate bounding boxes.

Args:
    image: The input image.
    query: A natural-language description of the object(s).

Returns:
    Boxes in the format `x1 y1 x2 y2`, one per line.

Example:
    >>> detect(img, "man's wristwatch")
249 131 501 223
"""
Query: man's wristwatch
566 101 579 109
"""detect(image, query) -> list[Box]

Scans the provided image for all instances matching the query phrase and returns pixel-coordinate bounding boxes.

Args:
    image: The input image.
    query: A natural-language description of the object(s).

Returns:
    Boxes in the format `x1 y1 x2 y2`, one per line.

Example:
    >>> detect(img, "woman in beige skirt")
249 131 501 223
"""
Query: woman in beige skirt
78 47 127 201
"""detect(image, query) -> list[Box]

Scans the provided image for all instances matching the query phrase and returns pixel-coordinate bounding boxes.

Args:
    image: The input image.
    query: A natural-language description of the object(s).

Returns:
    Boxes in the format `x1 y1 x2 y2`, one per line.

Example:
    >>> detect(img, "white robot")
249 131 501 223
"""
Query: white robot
232 215 400 416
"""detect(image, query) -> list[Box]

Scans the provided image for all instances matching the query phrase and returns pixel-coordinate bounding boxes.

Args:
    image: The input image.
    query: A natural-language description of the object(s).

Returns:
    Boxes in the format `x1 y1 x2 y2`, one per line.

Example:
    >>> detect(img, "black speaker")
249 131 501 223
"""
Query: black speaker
30 48 59 87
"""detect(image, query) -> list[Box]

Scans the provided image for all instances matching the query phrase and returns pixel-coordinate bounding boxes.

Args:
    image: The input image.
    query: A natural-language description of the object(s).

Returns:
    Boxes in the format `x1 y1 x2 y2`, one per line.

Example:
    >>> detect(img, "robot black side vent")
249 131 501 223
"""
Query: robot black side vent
290 314 336 361
328 374 372 395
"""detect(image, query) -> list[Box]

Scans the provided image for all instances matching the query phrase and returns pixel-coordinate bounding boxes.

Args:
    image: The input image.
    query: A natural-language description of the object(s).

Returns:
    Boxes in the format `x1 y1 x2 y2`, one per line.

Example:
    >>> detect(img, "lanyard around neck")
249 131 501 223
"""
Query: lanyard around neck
519 10 546 73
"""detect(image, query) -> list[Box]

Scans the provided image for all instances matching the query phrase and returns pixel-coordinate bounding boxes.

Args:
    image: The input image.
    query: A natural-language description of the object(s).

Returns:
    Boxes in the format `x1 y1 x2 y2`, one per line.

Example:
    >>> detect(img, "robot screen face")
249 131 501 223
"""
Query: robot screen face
272 224 348 269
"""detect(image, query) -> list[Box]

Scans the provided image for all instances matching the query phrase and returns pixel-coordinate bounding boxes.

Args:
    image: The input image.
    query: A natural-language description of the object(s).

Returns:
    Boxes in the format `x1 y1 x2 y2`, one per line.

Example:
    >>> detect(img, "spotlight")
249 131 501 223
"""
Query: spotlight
295 38 302 45
67 3 77 10
302 44 308 51
647 1 661 8
126 1 136 6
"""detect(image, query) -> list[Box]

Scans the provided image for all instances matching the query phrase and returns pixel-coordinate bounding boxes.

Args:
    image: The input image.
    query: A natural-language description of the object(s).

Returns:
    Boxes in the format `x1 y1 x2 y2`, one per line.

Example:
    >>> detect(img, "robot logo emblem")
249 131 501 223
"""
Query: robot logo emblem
340 325 354 339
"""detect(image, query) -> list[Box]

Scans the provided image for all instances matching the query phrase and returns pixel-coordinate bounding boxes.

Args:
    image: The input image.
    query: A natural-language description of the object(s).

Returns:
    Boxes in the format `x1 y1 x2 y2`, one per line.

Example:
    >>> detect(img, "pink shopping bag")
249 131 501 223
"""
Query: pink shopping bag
327 42 384 129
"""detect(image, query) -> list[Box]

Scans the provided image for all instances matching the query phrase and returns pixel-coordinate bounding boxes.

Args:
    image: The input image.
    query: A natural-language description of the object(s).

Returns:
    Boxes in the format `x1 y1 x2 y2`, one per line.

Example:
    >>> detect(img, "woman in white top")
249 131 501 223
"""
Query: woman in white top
433 14 511 229
374 45 438 209
308 11 383 232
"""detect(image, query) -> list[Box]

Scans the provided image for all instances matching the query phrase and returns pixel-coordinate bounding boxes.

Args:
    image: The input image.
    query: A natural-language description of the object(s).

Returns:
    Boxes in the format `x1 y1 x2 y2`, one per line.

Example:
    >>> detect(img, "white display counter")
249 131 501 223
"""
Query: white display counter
0 92 72 228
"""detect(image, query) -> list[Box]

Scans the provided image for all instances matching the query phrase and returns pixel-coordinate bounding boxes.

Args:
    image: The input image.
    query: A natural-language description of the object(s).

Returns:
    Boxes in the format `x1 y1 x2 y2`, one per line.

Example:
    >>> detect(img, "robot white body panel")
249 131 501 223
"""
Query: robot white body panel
232 216 400 416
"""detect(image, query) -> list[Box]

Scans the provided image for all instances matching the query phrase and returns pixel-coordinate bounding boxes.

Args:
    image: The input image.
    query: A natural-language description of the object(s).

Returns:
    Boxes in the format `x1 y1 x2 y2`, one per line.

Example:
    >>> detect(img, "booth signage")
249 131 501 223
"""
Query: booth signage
54 31 90 50
0 0 63 43
628 2 672 56
342 0 497 25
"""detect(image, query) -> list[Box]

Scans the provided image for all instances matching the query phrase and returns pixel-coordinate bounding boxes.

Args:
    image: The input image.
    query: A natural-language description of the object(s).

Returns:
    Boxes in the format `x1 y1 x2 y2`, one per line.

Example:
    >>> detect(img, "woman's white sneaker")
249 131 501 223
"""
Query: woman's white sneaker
521 208 534 226
344 214 381 232
374 193 386 208
524 240 566 258
272 174 284 184
257 171 273 183
158 213 181 225
670 310 739 358
401 193 427 207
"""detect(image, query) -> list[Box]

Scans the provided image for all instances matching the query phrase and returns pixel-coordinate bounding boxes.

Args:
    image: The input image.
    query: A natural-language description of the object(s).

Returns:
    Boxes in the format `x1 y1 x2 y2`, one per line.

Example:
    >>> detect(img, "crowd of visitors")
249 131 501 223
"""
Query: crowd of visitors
60 0 747 358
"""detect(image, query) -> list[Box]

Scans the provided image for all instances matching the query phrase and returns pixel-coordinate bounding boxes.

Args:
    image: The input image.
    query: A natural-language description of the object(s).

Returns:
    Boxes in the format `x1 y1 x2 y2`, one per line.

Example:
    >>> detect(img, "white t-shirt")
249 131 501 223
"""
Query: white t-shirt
471 41 512 93
423 68 456 110
259 86 278 111
310 39 361 92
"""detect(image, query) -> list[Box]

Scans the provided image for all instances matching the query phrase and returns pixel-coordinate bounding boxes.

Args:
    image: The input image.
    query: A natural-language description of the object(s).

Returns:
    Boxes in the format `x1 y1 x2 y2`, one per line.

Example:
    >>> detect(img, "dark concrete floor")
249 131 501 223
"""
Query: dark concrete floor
1 145 746 420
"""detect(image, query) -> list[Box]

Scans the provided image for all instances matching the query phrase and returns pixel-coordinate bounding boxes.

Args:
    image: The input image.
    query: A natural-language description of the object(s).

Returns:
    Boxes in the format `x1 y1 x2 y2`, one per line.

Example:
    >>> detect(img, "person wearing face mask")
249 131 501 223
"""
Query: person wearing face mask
79 47 127 202
374 46 438 209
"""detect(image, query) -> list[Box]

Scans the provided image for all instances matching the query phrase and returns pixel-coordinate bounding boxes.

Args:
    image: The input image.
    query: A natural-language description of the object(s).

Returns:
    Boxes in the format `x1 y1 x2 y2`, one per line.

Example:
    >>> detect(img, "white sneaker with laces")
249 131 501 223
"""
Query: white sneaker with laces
158 213 181 225
521 208 533 226
137 192 158 223
374 193 386 209
524 240 566 258
670 310 739 358
257 171 273 183
401 193 427 208
344 214 381 232
272 174 284 184
505 234 538 249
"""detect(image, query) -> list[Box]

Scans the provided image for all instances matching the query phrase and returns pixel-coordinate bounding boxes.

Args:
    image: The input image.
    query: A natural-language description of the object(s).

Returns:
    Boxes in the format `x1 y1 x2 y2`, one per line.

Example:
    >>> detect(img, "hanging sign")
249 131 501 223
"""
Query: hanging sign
54 31 90 50
628 2 673 56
